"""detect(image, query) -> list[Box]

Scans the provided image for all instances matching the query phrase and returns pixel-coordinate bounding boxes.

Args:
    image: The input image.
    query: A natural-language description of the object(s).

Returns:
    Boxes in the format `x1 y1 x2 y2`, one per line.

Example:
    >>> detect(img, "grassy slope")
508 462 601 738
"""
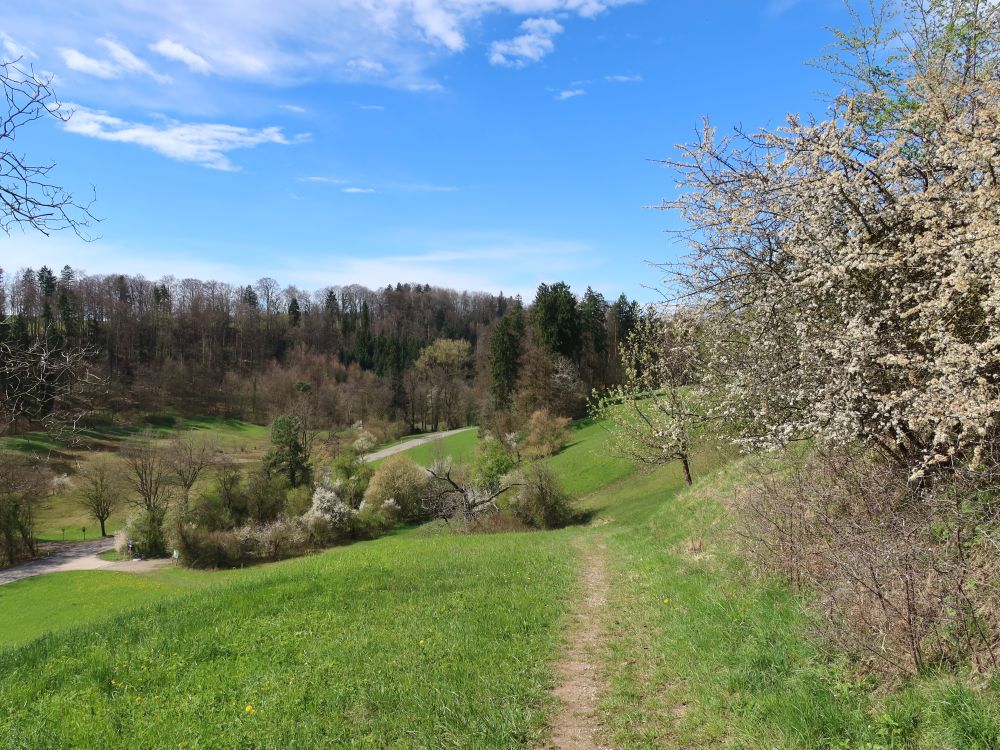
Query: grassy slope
4 423 1000 747
0 567 242 649
588 455 1000 749
0 531 576 749
14 418 270 541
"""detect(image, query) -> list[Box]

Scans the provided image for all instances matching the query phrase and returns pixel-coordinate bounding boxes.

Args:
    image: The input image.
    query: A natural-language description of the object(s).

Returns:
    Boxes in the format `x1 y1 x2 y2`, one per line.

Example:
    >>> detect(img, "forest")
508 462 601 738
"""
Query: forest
0 269 639 433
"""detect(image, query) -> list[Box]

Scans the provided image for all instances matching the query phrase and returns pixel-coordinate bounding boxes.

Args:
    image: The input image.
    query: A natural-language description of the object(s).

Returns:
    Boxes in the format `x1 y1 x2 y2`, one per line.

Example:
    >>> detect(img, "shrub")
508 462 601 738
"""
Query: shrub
470 436 518 493
284 484 313 517
507 464 572 529
329 448 373 508
521 409 571 459
363 454 429 521
175 524 243 568
119 510 168 557
740 447 1000 678
303 481 359 544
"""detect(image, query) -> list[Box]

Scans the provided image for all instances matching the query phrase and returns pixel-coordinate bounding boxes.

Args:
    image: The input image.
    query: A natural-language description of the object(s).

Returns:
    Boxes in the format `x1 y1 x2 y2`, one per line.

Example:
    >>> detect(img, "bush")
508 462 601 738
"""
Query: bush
303 481 360 544
175 524 243 568
507 464 572 529
329 448 373 508
470 436 518 493
521 409 571 459
740 447 1000 678
284 484 313 517
119 510 168 557
363 454 429 521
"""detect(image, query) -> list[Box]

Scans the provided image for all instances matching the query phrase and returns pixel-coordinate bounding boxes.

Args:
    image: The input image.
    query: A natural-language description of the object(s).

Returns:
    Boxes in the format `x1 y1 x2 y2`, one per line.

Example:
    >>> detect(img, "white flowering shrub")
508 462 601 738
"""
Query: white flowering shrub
303 480 359 543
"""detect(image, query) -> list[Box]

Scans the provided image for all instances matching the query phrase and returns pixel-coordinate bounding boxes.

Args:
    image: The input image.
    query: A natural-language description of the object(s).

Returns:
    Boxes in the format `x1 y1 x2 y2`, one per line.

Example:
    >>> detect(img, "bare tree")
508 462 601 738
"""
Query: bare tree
0 332 101 435
423 460 518 523
76 455 122 537
121 433 173 526
165 435 217 510
2 58 96 237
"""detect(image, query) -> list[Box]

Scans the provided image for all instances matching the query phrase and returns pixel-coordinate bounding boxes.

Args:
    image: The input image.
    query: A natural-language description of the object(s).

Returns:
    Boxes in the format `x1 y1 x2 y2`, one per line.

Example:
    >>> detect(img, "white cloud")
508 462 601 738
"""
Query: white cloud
342 187 376 193
358 104 385 111
150 39 212 74
298 176 346 184
605 73 642 82
281 104 307 113
347 58 387 76
9 1 637 89
60 37 170 83
63 107 296 170
489 17 564 67
1 31 36 60
557 88 586 100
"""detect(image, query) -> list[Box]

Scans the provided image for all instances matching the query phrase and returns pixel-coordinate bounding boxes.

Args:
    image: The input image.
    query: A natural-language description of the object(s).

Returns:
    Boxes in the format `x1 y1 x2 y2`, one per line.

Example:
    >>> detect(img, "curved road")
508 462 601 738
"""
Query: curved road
364 427 474 463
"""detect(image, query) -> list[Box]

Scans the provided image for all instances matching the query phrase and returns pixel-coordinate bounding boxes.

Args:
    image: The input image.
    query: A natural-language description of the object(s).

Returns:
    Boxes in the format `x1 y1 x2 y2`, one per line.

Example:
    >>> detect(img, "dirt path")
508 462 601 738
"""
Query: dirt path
546 541 611 750
363 427 474 463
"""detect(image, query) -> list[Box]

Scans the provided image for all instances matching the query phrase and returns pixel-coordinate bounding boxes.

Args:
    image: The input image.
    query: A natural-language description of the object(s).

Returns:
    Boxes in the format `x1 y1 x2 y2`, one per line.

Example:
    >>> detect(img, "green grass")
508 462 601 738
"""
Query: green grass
0 567 239 651
388 426 480 468
589 454 1000 748
0 531 577 749
4 420 1000 747
14 417 271 542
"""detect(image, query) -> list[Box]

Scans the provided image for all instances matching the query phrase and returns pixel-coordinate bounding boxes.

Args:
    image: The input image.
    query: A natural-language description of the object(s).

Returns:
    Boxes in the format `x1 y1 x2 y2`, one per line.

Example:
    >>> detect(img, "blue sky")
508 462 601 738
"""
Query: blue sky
1 0 849 301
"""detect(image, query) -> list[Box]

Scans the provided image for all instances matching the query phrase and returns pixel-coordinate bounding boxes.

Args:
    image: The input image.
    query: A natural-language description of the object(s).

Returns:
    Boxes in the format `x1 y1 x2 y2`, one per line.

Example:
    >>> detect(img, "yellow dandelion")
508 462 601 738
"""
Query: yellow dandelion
245 704 255 714
662 597 670 604
419 639 425 646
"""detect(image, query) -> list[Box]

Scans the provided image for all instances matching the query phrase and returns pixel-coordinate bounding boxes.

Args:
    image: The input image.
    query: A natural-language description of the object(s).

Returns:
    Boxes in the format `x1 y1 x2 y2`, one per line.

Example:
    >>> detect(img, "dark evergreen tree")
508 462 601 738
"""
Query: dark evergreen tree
531 282 580 360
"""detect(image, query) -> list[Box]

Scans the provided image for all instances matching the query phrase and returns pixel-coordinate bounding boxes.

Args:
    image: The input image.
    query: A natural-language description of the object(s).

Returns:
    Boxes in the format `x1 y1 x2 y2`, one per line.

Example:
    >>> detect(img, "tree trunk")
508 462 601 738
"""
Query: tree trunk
681 451 693 486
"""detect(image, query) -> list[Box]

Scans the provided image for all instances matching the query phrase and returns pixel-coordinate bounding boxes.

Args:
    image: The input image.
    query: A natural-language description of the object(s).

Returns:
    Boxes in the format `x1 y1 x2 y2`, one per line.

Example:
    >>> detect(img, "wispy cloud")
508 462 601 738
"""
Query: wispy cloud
298 176 346 184
1 31 36 60
60 37 170 83
557 88 586 100
63 107 299 170
150 39 212 74
605 73 642 82
489 17 563 67
342 187 376 193
358 104 385 111
281 104 307 113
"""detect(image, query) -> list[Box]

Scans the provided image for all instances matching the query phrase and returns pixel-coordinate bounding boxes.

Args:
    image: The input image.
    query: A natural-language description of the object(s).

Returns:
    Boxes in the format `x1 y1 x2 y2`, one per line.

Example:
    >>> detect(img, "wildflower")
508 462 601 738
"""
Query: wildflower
662 597 670 604
245 704 255 714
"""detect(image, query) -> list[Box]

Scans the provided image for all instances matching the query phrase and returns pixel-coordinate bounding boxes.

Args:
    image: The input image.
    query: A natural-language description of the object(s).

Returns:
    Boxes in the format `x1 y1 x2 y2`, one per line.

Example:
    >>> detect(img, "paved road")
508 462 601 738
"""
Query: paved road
0 539 115 586
364 427 474 463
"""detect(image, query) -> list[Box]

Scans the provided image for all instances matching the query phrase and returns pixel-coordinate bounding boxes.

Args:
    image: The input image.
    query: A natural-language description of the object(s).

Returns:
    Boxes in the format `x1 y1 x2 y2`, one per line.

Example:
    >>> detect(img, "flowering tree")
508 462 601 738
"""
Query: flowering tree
657 0 999 471
591 312 705 484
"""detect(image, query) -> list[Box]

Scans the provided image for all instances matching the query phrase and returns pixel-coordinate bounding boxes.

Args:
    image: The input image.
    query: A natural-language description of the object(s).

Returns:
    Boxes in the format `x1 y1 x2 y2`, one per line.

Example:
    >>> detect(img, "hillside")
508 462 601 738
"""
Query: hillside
3 424 999 748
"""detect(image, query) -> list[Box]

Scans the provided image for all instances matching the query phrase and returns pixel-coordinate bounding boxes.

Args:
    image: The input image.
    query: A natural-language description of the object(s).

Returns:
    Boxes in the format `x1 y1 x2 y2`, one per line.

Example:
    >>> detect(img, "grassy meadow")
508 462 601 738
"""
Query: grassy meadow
3 421 1000 748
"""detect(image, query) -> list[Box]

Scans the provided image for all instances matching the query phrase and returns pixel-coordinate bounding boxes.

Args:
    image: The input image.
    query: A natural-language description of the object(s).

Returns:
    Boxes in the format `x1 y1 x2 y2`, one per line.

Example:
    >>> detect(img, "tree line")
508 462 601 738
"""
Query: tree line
0 267 640 435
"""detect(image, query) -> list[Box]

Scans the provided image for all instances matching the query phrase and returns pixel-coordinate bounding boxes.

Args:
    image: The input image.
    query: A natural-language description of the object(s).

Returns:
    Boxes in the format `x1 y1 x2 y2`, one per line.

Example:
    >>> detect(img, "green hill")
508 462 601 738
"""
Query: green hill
2 424 999 748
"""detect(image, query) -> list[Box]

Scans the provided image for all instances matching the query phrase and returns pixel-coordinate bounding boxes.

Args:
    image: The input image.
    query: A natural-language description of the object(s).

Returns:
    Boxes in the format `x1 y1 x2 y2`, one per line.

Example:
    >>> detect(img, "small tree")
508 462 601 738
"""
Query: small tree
363 454 428 520
591 314 705 485
0 451 47 564
264 413 311 487
165 435 217 510
120 433 173 554
76 455 122 537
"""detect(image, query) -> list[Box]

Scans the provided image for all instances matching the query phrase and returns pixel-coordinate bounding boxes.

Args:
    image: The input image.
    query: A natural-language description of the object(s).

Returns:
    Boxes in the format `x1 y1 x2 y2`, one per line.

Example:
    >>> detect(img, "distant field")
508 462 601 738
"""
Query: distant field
384 426 480 468
5 417 271 541
0 566 243 650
